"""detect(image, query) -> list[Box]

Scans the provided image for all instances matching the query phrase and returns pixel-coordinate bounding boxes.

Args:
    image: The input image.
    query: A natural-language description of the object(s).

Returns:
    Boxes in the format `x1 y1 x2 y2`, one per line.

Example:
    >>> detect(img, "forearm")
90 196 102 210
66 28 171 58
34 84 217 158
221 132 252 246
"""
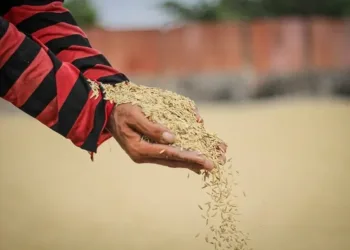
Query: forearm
0 17 113 153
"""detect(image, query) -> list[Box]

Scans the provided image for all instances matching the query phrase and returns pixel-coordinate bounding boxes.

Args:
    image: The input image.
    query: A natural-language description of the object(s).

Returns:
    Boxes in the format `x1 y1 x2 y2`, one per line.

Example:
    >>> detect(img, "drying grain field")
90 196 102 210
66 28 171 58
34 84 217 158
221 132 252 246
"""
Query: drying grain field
0 97 350 250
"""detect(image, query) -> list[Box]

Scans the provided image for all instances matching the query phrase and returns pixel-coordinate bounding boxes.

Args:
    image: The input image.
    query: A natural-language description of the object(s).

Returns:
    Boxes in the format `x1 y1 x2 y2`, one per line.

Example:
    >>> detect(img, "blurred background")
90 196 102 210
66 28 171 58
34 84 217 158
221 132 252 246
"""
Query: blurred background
1 0 350 250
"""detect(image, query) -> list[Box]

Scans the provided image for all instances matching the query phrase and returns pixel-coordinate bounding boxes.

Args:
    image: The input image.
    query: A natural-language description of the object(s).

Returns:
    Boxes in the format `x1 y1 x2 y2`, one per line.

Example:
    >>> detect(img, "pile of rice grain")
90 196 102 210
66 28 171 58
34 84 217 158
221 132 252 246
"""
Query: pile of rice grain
89 80 250 250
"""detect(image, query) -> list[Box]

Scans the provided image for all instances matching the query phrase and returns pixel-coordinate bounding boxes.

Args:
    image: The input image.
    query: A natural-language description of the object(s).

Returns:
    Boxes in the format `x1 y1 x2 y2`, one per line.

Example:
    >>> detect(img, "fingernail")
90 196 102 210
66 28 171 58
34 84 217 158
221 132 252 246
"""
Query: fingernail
162 132 175 143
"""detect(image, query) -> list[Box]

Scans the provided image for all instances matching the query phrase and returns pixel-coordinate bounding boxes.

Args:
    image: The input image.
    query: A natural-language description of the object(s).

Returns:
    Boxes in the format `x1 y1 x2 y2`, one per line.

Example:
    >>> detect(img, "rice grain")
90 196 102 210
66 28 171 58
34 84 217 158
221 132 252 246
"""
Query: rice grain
88 80 250 250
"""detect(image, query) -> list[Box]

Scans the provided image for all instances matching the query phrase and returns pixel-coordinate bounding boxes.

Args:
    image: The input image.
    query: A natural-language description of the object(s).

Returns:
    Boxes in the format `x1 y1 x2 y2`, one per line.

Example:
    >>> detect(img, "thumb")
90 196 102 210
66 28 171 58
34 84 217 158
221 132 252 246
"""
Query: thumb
131 112 175 144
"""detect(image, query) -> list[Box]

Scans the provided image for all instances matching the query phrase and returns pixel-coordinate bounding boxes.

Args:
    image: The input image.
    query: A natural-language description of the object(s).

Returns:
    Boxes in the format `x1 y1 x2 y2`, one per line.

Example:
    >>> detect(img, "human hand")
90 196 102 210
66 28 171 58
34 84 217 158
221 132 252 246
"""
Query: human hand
106 103 226 174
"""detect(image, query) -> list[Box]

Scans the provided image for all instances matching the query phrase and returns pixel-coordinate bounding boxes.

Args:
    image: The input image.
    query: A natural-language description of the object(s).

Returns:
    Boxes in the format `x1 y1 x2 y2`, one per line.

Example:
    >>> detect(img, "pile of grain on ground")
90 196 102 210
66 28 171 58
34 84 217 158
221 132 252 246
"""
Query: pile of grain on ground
89 80 250 250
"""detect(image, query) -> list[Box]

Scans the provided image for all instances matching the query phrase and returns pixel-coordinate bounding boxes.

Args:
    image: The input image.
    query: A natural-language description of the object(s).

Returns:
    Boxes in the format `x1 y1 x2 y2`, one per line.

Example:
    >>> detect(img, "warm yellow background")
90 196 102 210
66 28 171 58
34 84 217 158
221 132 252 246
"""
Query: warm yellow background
1 98 350 250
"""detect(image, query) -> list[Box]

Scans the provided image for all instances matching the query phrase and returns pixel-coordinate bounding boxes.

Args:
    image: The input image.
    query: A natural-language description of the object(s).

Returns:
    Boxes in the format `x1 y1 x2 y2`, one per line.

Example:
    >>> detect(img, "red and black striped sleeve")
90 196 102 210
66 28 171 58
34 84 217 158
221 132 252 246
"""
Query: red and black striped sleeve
0 17 116 154
1 0 128 83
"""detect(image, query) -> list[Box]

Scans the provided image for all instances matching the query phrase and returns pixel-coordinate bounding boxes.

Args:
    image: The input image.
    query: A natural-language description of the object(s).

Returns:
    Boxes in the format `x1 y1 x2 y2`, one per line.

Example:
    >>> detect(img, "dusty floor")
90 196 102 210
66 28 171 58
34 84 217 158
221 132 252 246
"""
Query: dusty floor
0 97 350 250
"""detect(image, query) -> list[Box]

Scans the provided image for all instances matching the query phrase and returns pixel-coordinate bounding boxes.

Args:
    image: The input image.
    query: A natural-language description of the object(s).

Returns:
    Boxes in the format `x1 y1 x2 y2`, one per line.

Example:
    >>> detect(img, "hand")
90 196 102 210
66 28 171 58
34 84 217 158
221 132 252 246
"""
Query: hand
107 103 219 174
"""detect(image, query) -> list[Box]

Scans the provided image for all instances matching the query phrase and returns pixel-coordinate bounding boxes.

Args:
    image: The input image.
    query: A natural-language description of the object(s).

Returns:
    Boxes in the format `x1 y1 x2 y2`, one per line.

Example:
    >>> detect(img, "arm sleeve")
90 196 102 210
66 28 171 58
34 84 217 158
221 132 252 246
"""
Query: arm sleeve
0 17 117 155
1 0 130 157
1 0 128 84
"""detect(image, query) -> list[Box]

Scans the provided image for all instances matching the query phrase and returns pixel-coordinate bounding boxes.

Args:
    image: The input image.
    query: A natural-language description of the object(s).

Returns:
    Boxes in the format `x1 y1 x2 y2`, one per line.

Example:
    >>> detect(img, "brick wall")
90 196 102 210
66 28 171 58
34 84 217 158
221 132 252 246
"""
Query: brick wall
84 17 350 78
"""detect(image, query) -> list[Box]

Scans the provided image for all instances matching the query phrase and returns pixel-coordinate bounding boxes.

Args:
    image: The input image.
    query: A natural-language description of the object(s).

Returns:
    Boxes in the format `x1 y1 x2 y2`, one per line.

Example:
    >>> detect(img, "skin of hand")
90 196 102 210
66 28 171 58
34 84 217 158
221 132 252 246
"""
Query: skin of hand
106 103 227 174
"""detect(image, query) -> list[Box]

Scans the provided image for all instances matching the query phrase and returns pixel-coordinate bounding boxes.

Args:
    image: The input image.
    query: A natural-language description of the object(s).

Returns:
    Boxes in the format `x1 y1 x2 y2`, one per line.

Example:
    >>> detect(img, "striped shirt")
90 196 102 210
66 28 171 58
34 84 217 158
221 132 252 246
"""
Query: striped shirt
0 0 128 156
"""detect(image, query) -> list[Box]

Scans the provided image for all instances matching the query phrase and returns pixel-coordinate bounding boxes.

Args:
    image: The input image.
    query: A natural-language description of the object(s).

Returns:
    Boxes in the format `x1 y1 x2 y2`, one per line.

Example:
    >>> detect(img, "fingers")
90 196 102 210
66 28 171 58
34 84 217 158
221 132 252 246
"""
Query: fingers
128 107 175 144
111 103 225 174
146 158 204 174
136 141 214 171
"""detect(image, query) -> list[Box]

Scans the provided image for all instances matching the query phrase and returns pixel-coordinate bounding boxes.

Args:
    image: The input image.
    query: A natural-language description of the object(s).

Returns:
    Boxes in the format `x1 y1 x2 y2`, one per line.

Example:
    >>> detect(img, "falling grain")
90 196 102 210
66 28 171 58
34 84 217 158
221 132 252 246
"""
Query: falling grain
87 80 250 250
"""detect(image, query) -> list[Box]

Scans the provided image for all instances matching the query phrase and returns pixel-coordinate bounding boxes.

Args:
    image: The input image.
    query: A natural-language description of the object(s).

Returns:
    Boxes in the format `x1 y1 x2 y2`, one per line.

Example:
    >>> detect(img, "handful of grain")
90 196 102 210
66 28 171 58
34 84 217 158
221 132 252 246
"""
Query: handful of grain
89 80 250 250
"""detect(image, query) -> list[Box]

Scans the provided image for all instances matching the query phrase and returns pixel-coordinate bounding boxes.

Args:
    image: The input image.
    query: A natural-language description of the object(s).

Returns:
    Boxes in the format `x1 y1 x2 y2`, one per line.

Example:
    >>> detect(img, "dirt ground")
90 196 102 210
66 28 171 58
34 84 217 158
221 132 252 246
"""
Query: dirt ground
1 97 350 250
